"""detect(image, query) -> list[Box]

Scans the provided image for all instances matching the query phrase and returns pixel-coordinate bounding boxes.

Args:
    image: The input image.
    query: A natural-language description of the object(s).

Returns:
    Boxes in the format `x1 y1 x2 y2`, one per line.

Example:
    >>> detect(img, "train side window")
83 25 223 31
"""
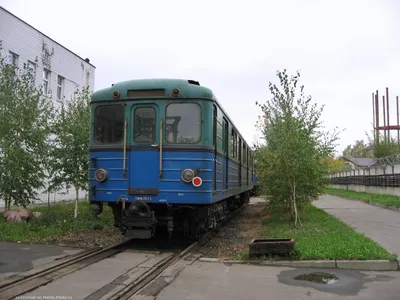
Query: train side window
133 107 156 144
166 103 201 144
94 104 125 145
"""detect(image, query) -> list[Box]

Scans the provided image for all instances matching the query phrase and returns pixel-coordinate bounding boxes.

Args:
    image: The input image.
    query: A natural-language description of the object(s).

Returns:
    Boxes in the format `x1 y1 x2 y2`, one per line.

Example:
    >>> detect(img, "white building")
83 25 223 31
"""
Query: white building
0 6 95 105
0 6 96 207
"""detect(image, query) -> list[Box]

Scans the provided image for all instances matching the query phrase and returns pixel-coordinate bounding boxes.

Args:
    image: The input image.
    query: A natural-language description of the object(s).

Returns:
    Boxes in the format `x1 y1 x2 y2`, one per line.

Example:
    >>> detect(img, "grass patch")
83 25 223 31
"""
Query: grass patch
0 200 114 243
262 204 396 260
232 253 250 260
327 188 400 208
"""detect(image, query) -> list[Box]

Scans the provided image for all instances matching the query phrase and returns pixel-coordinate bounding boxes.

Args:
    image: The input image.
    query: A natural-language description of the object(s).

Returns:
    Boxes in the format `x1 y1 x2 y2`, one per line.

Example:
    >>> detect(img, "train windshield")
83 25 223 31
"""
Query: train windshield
165 103 201 144
94 104 125 144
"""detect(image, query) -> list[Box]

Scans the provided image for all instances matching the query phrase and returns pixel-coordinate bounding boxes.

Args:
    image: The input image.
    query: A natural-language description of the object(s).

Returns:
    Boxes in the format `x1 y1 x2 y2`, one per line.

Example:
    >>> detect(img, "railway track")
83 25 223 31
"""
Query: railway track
108 204 246 300
0 202 245 300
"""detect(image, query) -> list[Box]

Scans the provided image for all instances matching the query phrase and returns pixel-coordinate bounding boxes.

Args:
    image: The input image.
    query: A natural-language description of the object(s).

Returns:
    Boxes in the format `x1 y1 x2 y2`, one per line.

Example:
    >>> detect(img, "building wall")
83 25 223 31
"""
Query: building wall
330 184 400 197
330 161 400 197
0 7 95 107
0 7 96 207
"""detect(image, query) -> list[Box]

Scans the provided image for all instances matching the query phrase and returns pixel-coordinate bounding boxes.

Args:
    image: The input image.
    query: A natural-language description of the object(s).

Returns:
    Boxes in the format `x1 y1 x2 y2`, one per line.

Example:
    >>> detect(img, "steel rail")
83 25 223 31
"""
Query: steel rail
0 238 134 300
114 203 246 300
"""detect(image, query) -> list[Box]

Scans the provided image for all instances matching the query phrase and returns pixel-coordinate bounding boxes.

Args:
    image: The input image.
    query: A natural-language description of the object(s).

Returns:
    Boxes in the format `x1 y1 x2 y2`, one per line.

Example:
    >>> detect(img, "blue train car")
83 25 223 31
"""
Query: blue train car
88 79 254 239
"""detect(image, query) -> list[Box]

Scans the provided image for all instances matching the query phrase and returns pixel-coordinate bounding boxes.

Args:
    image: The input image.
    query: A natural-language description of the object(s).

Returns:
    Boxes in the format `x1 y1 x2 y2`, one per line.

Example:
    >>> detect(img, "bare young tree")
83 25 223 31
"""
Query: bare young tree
48 86 90 218
255 69 340 225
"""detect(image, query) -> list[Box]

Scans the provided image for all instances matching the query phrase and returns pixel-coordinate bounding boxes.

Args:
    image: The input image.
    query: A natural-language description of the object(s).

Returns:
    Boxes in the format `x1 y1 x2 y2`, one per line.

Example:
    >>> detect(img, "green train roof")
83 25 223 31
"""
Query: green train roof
91 78 253 149
91 78 215 101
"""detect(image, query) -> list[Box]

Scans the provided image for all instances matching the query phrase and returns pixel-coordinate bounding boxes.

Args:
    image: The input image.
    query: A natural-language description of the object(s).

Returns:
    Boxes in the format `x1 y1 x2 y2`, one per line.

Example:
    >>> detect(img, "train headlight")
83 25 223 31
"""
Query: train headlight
172 88 180 97
181 169 194 183
95 168 108 182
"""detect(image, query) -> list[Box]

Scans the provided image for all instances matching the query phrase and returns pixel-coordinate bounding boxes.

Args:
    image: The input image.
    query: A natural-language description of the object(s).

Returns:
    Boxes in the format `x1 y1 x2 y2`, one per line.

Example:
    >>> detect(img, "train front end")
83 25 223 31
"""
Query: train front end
88 79 214 239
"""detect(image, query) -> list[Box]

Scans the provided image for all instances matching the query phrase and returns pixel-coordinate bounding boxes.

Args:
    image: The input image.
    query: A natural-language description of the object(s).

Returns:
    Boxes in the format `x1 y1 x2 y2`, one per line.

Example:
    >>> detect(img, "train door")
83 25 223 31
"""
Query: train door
238 137 242 187
129 104 159 194
213 105 217 192
223 118 229 191
246 147 249 185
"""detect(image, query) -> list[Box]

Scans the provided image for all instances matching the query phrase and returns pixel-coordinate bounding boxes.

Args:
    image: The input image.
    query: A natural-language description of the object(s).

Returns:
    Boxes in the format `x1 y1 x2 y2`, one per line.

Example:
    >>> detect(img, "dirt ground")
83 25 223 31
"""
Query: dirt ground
49 197 266 252
197 198 266 259
51 226 124 248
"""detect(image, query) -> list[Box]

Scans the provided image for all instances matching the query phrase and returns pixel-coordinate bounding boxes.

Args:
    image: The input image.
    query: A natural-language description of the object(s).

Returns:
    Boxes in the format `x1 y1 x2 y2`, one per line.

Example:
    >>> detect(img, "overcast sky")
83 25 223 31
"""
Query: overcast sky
2 0 400 155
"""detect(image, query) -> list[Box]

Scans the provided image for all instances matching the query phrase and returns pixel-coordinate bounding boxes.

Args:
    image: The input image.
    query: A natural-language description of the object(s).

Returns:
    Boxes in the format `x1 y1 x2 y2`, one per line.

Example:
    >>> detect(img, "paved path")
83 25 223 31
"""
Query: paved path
313 194 400 256
17 255 400 300
0 241 83 280
156 261 400 300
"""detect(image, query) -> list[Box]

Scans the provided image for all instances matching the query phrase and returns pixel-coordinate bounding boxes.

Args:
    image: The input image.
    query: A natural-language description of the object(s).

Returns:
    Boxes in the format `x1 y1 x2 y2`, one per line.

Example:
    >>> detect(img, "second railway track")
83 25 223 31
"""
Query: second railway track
0 202 246 300
0 238 134 300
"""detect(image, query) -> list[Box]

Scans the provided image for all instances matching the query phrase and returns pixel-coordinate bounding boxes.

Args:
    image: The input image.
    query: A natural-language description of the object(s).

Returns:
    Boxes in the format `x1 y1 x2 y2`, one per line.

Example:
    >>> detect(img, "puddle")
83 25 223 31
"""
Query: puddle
294 272 339 284
277 268 396 296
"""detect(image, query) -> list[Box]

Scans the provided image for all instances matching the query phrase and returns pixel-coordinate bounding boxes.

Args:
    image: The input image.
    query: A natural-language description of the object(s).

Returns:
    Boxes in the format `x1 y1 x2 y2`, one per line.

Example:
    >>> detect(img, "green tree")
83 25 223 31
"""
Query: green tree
255 69 339 225
365 130 400 158
342 139 374 158
0 44 54 210
323 155 346 174
48 86 91 218
373 139 399 158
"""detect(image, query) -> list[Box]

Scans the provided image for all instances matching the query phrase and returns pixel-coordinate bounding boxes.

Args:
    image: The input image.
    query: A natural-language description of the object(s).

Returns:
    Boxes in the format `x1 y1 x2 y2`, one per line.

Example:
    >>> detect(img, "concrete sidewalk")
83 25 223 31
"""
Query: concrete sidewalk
313 194 400 256
155 261 400 300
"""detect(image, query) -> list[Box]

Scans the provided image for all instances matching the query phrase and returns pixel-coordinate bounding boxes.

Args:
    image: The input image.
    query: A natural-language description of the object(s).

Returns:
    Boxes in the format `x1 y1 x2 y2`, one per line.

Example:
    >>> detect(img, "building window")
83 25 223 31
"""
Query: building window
9 51 18 66
57 75 64 101
25 60 36 85
86 71 90 86
27 60 35 75
42 69 50 95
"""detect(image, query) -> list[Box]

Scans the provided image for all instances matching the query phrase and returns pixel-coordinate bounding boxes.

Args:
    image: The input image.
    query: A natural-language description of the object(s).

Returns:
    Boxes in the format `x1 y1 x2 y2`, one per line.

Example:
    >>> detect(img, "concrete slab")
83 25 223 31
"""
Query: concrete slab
0 241 84 280
314 195 400 256
156 260 400 300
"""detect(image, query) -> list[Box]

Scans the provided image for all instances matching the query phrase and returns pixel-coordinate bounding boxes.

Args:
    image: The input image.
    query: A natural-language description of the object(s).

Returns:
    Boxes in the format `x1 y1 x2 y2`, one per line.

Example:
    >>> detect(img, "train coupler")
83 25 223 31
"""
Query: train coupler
121 200 157 239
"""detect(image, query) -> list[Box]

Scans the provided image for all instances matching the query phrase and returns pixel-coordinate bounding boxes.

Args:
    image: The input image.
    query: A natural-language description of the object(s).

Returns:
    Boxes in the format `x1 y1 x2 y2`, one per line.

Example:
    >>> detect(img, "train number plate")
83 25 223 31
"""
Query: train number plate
128 188 159 195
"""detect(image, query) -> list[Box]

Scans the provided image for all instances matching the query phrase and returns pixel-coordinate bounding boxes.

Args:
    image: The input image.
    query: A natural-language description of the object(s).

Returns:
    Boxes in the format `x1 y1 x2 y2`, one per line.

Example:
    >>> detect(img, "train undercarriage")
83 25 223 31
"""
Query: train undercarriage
90 192 250 239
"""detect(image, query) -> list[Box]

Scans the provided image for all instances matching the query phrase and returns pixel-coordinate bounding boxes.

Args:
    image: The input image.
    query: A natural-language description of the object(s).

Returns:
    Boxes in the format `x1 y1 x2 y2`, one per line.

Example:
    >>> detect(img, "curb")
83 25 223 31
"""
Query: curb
198 257 400 271
326 193 400 212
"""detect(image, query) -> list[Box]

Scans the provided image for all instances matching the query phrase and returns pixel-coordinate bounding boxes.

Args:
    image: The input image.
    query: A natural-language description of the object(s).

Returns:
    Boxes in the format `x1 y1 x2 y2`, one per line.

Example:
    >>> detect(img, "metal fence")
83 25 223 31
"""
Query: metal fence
329 152 400 187
331 173 400 187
